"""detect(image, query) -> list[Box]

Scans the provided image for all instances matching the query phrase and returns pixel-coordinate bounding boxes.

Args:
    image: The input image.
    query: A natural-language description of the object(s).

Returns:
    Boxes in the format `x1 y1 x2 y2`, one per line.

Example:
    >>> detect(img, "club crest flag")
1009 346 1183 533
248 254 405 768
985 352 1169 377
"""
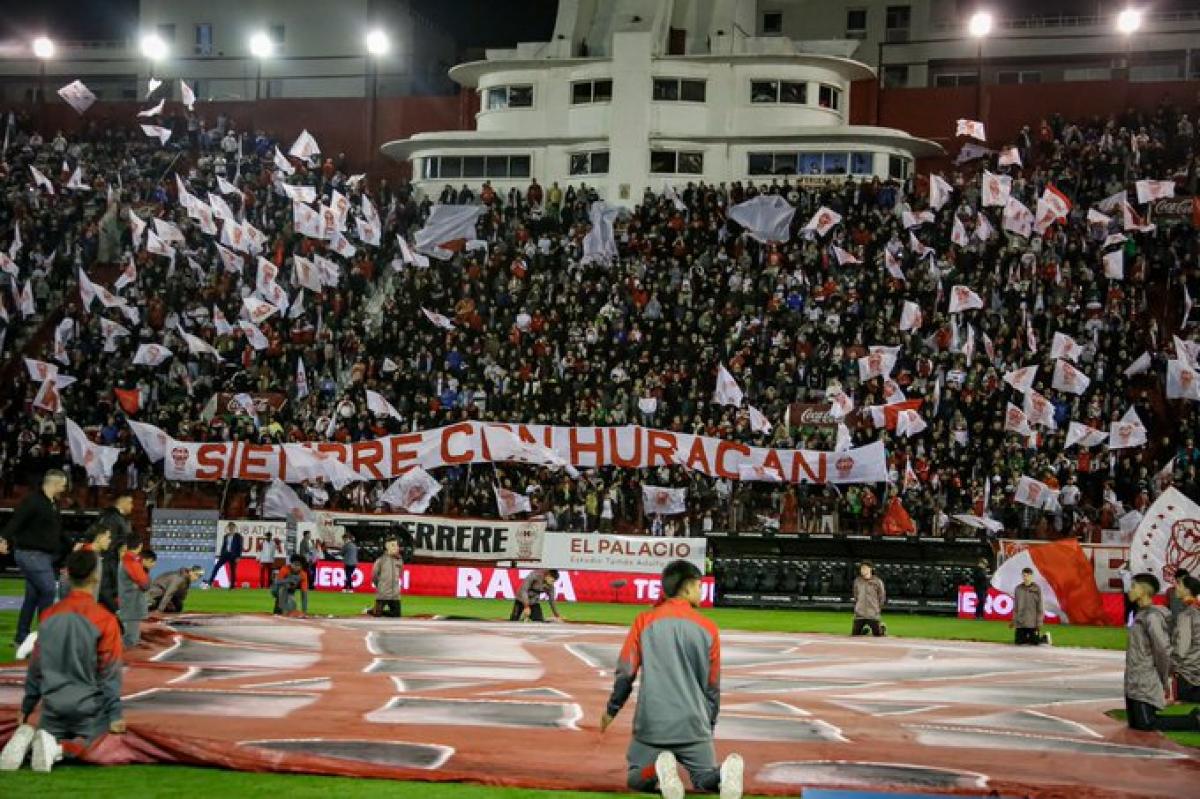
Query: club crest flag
642 485 687 515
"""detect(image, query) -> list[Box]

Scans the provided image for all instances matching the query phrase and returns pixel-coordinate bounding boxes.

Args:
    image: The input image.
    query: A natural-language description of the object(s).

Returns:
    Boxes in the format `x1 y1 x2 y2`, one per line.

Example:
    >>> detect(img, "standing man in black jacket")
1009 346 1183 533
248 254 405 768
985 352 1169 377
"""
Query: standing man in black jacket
0 470 69 647
95 495 134 615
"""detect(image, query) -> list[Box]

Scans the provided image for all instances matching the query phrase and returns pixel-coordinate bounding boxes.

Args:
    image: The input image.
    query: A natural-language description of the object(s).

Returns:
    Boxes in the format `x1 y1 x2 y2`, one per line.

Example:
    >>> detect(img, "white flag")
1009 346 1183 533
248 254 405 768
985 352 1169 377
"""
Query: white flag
981 171 1011 207
273 146 295 176
895 409 927 438
243 296 279 324
1167 360 1200 401
216 244 243 274
78 268 97 309
295 357 309 399
216 175 238 195
884 249 906 282
381 357 400 374
114 255 137 291
422 308 455 330
415 204 485 254
139 124 172 145
712 364 744 406
398 235 430 268
29 166 55 194
642 485 687 515
152 217 185 244
180 80 195 110
212 307 232 336
836 423 852 453
1004 403 1034 436
956 118 986 140
381 467 442 513
263 479 316 522
801 206 842 237
858 350 897 381
1108 406 1148 450
899 301 923 332
1102 249 1123 280
365 389 403 420
1065 421 1108 449
57 80 96 114
1134 179 1174 204
581 201 620 264
289 129 321 159
729 194 795 243
928 173 953 210
948 284 983 313
99 317 130 352
494 485 533 518
144 229 175 258
32 378 63 413
280 183 317 203
831 245 861 265
1014 476 1058 510
132 343 173 366
1041 185 1072 221
1051 359 1090 395
137 99 164 118
747 405 772 434
1002 197 1033 238
65 419 121 484
18 280 34 317
975 211 996 241
951 215 970 247
1124 351 1152 377
1023 389 1057 429
24 358 58 383
1050 332 1083 362
292 255 324 292
179 328 222 360
127 420 170 462
238 321 269 350
998 146 1022 166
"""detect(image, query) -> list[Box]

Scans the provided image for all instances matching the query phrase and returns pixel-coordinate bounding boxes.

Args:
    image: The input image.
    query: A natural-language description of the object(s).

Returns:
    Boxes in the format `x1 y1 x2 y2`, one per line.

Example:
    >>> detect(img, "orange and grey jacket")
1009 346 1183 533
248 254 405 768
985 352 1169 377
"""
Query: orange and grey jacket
605 597 721 745
22 589 124 723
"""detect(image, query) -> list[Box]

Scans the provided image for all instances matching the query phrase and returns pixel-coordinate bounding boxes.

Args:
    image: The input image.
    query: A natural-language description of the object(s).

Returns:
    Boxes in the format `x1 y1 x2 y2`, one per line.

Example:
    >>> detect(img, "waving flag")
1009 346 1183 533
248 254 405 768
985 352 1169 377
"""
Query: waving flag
729 194 795 243
1050 332 1083 362
712 364 744 406
57 80 96 114
273 146 295 176
365 389 403 420
1052 359 1090 395
1023 389 1057 429
1134 179 1174 204
858 349 897 381
1124 351 1152 377
1004 403 1034 436
295 358 309 399
992 538 1106 624
895 409 927 438
180 79 195 110
928 173 953 210
1130 488 1200 585
212 307 232 336
1065 421 1108 449
178 328 222 360
1014 476 1059 511
642 485 687 515
398 235 430 268
981 171 1011 207
956 118 986 141
381 467 442 513
975 211 996 241
899 301 923 332
998 146 1022 167
951 215 970 247
243 296 279 324
289 129 321 159
828 389 854 420
1102 249 1123 279
140 124 171 144
127 419 168 461
746 405 772 434
1041 184 1072 221
137 99 164 118
884 248 906 282
1109 406 1148 449
831 245 860 265
422 308 455 330
1167 359 1200 401
494 486 533 518
1002 197 1033 237
32 378 63 413
132 343 173 367
948 284 983 313
263 479 316 522
415 205 485 255
29 166 55 194
238 321 269 351
801 206 842 237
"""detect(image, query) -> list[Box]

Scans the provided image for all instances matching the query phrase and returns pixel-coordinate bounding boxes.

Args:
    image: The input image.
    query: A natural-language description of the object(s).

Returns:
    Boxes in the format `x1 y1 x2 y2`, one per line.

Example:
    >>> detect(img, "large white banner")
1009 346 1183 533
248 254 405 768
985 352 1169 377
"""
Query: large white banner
539 533 706 574
313 510 545 562
159 422 888 485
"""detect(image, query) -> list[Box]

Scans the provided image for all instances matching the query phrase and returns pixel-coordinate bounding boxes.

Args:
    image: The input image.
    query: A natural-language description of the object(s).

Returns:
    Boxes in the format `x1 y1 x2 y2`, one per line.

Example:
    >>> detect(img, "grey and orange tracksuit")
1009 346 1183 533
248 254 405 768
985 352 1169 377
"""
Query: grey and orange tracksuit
22 589 123 743
606 597 722 792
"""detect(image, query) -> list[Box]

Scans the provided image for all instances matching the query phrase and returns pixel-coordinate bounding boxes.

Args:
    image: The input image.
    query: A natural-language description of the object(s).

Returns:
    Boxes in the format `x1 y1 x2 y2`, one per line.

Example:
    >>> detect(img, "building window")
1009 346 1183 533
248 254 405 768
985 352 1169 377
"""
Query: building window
195 23 213 56
750 80 807 104
818 84 841 111
882 65 908 88
762 11 783 35
571 79 612 104
157 23 176 42
997 70 1041 85
885 5 910 42
485 84 534 110
652 78 706 102
422 155 531 180
651 150 703 174
269 24 285 45
934 73 978 87
850 152 874 174
569 150 610 175
798 153 822 174
888 155 911 180
823 152 848 175
846 9 867 39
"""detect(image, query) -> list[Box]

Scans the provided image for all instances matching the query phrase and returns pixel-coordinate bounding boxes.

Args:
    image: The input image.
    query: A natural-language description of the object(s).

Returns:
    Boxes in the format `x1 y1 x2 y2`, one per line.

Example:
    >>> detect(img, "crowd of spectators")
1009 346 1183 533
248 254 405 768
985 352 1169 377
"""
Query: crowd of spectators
0 99 1197 541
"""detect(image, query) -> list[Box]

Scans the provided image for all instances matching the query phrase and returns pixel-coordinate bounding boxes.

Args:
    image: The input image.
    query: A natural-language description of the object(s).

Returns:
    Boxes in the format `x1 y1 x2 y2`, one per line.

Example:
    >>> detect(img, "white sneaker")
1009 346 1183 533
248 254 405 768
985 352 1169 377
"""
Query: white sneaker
0 723 35 770
719 753 744 799
30 730 61 773
15 633 37 661
654 751 685 799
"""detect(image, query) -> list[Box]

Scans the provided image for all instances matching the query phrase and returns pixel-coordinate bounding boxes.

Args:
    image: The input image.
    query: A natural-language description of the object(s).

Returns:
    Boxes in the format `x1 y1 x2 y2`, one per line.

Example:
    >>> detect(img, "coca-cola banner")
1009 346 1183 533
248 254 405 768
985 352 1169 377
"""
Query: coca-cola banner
310 561 716 606
314 510 545 561
787 402 838 428
1149 196 1198 225
160 421 888 484
540 533 706 574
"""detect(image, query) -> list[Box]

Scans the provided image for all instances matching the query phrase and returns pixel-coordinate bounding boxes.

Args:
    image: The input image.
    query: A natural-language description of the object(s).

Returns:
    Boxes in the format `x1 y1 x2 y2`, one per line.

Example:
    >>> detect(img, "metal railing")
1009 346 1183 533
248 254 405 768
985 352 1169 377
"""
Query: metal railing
931 8 1200 33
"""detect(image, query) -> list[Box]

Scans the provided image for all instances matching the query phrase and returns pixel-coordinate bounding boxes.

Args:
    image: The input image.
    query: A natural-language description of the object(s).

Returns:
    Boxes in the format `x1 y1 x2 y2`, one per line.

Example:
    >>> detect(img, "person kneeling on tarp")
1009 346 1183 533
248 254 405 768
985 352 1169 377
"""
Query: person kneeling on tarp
851 562 887 637
369 537 402 618
1125 572 1200 732
0 549 125 773
1010 567 1050 645
272 556 309 617
1171 574 1200 703
600 560 743 799
146 565 203 614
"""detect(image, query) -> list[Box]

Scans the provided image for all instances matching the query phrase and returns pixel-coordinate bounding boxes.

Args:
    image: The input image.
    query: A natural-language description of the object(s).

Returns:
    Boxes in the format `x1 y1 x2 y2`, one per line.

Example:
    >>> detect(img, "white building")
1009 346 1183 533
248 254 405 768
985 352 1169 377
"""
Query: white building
383 0 942 205
0 0 455 104
753 0 1200 88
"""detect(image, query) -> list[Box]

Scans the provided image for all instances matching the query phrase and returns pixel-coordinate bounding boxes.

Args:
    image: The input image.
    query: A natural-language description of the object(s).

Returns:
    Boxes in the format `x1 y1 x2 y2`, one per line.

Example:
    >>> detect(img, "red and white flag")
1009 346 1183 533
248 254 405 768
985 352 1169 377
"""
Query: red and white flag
295 358 309 399
1041 184 1072 221
975 211 996 241
908 232 933 259
494 485 533 518
365 389 403 420
1004 403 1034 436
238 321 269 351
956 118 986 141
289 129 321 159
981 171 1011 207
1129 488 1200 585
178 328 222 360
66 418 120 484
32 378 63 413
422 308 455 330
642 485 687 515
1014 475 1058 510
857 350 897 382
1052 359 1090 395
132 343 173 366
802 206 842 237
928 173 953 210
1121 201 1155 233
292 255 323 292
263 479 316 522
114 255 137 291
1087 208 1112 227
1023 389 1057 429
153 217 185 244
884 248 906 282
991 538 1106 624
24 358 58 383
1167 359 1200 401
828 389 854 420
212 307 232 337
216 243 243 274
1124 351 1152 377
243 296 279 324
17 281 34 318
738 464 784 482
99 318 130 352
712 364 744 406
1108 406 1148 449
1102 249 1123 280
951 215 970 247
747 405 772 434
998 146 1022 167
1134 179 1174 204
1050 332 1083 362
895 409 927 438
1065 421 1108 449
948 284 983 313
1002 197 1033 238
831 245 860 265
145 229 174 258
127 419 168 461
381 467 442 513
899 301 923 332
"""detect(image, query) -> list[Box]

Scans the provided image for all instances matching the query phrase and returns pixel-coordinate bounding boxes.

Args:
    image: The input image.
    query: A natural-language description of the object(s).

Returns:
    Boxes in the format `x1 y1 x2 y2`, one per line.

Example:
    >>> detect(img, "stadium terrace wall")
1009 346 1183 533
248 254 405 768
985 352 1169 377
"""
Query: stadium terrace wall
854 78 1199 165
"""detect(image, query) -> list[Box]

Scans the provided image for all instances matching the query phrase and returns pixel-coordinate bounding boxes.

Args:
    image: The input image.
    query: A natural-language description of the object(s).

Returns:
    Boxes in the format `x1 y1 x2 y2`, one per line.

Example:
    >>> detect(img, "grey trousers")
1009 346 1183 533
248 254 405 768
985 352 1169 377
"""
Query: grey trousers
626 737 721 793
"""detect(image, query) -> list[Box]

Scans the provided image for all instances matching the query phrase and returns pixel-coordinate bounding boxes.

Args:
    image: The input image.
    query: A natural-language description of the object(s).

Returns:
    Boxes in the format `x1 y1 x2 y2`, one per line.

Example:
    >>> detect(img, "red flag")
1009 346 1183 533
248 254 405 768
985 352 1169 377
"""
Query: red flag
882 399 923 430
881 496 916 536
1028 538 1107 626
114 387 141 415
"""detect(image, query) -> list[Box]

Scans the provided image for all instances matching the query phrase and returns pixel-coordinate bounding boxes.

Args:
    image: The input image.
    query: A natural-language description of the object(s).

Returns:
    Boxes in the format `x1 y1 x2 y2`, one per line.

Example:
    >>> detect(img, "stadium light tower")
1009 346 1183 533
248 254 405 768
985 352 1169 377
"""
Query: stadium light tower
967 11 992 118
249 32 274 131
32 37 55 120
140 33 169 62
1116 8 1143 35
365 29 390 56
365 29 390 172
32 36 55 60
